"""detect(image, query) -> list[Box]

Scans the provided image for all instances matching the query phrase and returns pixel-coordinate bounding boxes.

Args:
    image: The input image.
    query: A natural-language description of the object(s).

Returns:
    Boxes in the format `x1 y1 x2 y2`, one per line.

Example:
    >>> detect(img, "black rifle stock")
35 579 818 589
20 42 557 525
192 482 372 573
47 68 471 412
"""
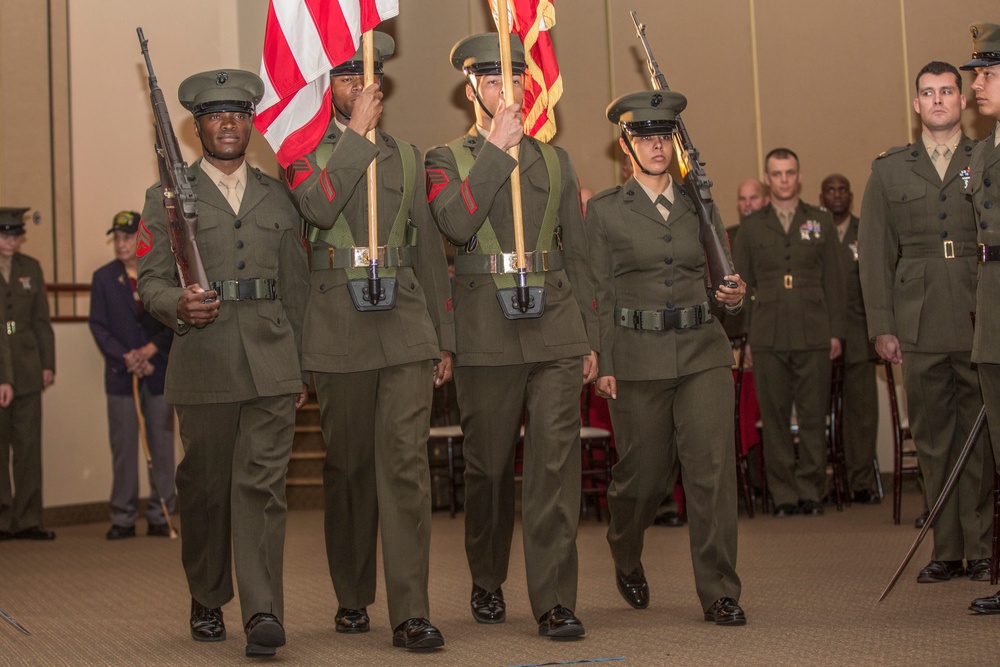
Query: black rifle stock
136 27 211 294
630 11 735 300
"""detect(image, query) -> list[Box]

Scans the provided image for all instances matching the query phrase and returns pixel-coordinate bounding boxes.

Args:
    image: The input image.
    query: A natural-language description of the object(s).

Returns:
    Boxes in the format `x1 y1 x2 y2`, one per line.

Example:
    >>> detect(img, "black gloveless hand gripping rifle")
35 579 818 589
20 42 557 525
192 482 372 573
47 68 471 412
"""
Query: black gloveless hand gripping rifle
631 11 737 300
137 27 212 296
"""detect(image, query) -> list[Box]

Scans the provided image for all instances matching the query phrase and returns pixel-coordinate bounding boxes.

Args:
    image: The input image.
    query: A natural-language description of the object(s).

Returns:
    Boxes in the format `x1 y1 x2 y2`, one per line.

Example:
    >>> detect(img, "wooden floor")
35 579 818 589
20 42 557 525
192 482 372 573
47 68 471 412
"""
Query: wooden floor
1 489 998 666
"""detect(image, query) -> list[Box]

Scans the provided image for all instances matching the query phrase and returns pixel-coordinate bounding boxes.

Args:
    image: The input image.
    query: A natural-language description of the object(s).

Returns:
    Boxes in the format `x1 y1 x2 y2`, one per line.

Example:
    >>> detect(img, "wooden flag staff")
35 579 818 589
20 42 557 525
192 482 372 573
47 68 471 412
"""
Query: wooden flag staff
363 30 381 305
495 4 531 313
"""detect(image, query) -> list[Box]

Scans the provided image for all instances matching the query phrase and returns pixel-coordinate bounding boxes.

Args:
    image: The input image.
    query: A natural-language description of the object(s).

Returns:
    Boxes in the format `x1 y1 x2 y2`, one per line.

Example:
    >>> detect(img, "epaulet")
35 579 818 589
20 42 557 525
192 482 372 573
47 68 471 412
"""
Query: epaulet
590 185 621 203
875 144 910 160
252 167 283 185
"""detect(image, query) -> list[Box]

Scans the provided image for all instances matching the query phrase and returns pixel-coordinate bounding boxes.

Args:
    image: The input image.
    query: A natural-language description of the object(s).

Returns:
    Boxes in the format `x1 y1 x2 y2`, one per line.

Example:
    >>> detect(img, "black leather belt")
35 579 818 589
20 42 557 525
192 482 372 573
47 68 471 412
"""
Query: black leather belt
210 278 279 301
615 303 713 331
979 244 1000 263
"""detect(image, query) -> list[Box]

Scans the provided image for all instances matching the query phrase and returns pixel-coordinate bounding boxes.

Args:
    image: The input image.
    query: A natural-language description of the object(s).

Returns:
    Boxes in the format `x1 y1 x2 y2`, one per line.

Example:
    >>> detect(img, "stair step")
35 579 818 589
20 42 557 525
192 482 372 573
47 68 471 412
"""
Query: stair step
286 476 323 487
291 451 325 460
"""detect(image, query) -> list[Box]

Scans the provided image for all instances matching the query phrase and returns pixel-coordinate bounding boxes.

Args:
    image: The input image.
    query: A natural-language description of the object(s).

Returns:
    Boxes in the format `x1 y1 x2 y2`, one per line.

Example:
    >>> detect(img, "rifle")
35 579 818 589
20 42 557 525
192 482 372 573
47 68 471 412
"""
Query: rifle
630 12 736 298
136 28 211 294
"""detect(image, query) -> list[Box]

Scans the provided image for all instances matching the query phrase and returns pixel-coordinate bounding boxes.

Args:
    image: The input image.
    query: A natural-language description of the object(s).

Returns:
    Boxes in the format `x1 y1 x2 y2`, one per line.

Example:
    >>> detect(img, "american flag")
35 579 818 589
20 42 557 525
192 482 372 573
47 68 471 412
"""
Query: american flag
255 0 399 168
488 0 562 142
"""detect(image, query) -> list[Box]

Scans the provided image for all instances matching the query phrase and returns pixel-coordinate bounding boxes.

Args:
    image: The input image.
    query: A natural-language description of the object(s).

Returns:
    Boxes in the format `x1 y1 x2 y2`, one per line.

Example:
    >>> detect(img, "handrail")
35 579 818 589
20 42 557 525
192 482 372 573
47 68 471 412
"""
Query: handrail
47 282 91 323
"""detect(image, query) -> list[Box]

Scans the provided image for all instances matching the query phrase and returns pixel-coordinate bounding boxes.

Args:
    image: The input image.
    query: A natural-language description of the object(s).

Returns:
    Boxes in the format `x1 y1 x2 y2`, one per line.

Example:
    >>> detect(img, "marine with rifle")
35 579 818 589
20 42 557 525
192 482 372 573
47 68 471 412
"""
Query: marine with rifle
135 41 309 656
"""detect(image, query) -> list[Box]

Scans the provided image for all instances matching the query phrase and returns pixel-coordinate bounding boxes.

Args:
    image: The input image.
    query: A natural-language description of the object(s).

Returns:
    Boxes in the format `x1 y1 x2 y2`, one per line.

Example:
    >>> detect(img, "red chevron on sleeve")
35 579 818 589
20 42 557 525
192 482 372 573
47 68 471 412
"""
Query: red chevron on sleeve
426 169 449 203
136 219 153 257
320 168 336 201
284 159 313 190
460 178 477 214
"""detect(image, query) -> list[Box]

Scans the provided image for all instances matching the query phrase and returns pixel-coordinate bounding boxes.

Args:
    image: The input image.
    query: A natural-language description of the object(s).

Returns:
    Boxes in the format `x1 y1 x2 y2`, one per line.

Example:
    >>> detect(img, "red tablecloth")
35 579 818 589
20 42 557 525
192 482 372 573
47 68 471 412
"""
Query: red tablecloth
735 368 761 456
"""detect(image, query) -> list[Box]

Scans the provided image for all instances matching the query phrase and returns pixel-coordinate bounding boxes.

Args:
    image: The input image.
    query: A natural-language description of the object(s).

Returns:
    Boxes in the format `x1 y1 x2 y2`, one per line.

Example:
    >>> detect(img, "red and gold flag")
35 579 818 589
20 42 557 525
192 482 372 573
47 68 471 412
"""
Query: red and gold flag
488 0 562 142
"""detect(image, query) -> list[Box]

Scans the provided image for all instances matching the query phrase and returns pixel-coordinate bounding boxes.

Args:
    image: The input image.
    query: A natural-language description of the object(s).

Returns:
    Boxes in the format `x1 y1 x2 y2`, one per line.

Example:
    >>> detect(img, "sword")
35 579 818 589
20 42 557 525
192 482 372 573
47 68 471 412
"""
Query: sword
878 404 988 601
0 605 31 635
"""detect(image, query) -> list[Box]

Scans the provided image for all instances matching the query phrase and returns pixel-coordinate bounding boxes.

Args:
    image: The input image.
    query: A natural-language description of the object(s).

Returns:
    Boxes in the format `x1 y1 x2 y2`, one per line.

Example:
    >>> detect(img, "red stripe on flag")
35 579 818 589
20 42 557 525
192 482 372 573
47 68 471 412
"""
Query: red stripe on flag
261 2 306 100
306 0 354 65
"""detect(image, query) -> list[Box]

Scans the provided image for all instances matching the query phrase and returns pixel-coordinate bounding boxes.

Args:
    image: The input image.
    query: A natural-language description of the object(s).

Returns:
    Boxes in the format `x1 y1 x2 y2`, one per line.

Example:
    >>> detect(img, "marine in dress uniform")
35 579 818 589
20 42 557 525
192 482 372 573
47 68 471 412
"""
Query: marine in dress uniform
0 208 52 541
588 91 747 625
960 23 1000 614
733 149 846 517
819 175 880 503
425 33 599 638
283 33 454 650
137 69 308 657
858 60 993 584
88 211 175 540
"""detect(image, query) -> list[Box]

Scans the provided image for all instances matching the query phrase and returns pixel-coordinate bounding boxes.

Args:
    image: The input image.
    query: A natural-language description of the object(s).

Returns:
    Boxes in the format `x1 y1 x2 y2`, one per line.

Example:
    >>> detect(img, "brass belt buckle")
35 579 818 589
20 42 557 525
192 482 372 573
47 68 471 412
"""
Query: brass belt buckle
783 274 793 289
5 321 14 335
943 240 955 259
980 243 989 263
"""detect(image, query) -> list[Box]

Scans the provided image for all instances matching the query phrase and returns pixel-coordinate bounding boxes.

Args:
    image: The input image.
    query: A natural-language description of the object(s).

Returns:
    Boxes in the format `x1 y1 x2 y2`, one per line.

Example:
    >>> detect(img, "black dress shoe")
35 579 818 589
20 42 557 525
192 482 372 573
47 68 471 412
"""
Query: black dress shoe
653 510 687 527
772 503 800 517
106 525 136 540
392 618 444 650
970 589 1000 614
0 531 12 541
190 598 226 642
471 584 505 624
13 527 55 540
852 489 881 505
537 605 585 638
916 560 965 583
335 606 370 633
799 500 824 516
914 510 929 529
615 565 649 609
147 523 172 537
245 612 285 657
704 597 746 626
967 559 991 582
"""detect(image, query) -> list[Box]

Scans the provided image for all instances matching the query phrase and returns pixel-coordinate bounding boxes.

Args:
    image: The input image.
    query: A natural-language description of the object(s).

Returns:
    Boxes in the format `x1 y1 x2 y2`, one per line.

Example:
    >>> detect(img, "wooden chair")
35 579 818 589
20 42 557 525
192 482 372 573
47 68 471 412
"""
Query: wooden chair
827 355 850 511
580 385 614 521
427 381 464 518
881 359 921 525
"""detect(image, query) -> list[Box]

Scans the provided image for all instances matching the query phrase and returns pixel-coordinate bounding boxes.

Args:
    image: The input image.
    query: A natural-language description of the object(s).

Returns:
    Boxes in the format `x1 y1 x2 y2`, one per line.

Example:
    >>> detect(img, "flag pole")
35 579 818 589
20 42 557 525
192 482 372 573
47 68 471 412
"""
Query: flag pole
363 30 381 305
495 2 530 312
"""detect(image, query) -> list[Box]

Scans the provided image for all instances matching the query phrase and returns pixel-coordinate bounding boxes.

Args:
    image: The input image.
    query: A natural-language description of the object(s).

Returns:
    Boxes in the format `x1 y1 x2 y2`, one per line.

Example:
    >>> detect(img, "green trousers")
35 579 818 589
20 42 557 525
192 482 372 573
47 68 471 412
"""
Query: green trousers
175 394 296 627
455 356 583 621
314 360 434 629
0 392 42 533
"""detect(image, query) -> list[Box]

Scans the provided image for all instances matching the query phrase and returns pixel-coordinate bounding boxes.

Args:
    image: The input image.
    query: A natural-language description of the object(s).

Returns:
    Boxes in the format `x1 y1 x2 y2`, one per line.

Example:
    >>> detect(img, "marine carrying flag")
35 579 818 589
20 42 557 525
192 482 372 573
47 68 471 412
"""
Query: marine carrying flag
488 0 562 142
255 0 399 168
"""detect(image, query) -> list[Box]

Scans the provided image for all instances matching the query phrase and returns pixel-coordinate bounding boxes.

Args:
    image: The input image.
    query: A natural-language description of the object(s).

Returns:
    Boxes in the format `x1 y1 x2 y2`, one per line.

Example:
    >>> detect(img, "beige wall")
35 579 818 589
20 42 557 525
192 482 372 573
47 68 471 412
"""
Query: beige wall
0 0 995 507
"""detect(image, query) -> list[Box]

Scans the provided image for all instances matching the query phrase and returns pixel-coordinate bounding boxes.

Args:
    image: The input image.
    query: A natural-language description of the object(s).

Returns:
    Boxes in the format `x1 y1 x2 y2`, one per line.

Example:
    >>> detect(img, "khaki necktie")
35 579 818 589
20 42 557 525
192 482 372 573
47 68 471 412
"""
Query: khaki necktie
655 194 672 221
777 207 794 234
220 173 242 214
932 144 952 180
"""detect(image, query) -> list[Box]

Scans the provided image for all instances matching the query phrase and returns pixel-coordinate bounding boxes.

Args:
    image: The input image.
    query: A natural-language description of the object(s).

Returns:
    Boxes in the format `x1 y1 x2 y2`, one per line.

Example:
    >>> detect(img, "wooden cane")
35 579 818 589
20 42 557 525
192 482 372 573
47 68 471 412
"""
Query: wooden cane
363 30 381 304
132 374 178 539
495 3 531 311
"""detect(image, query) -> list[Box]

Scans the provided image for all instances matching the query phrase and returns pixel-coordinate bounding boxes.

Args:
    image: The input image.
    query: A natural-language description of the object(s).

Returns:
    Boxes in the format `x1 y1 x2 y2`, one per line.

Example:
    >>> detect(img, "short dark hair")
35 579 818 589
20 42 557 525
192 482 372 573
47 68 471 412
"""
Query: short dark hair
915 61 962 92
764 147 799 170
